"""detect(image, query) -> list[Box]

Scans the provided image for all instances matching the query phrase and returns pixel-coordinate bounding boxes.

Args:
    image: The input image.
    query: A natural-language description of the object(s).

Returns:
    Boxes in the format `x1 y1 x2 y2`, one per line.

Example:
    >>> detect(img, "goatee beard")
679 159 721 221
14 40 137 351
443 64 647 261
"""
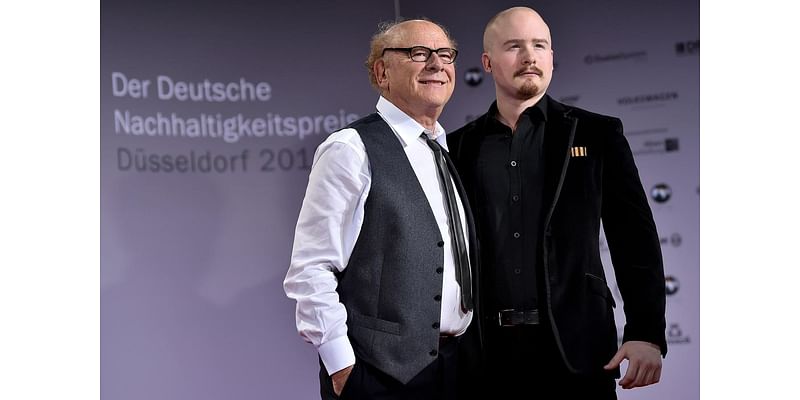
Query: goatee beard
516 81 540 100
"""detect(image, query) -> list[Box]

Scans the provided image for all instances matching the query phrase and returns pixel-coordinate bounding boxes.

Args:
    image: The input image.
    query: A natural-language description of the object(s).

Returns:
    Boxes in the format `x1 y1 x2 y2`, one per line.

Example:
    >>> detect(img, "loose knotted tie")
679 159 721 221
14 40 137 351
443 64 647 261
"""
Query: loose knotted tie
422 133 473 311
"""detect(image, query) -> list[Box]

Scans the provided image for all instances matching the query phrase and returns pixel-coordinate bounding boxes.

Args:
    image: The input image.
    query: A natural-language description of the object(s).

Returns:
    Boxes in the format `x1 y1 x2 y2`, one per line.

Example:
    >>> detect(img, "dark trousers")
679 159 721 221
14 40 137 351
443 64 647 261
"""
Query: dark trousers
320 337 459 400
481 324 617 400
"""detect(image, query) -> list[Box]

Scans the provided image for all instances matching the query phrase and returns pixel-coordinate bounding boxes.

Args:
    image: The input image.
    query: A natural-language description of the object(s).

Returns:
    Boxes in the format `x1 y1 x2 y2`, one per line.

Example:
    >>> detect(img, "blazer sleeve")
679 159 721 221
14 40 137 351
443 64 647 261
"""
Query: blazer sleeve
600 117 668 356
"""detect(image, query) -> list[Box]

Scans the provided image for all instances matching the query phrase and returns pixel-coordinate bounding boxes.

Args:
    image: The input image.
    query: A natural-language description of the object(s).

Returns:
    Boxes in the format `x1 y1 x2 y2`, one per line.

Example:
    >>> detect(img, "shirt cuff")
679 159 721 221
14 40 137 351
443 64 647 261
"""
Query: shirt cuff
317 335 356 376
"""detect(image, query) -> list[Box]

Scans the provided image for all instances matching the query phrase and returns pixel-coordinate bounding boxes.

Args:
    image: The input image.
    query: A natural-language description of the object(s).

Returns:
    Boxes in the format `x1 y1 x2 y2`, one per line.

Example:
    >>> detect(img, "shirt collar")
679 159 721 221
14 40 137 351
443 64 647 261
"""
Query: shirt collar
488 95 549 123
530 95 548 121
376 96 448 150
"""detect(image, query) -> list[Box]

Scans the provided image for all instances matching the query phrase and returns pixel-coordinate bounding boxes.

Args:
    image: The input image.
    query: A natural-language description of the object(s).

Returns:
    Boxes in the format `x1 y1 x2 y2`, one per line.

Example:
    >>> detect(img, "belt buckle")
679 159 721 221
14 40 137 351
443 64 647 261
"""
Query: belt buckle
497 309 514 327
523 310 539 325
497 309 539 327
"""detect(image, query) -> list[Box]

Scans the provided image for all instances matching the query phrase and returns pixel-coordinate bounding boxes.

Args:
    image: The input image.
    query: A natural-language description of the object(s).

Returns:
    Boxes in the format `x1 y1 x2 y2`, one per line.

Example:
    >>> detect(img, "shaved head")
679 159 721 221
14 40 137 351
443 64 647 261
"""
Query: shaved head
480 6 555 106
483 7 551 52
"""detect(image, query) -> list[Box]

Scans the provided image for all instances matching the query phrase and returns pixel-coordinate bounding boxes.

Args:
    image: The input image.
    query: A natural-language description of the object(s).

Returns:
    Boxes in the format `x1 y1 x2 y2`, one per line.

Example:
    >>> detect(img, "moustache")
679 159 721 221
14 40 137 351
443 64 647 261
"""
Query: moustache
514 67 543 77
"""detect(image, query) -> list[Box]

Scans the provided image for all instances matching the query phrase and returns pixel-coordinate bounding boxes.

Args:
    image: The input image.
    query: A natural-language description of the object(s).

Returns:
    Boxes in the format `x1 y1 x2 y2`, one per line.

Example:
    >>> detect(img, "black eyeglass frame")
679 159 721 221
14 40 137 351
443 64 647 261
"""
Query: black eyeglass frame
381 46 459 64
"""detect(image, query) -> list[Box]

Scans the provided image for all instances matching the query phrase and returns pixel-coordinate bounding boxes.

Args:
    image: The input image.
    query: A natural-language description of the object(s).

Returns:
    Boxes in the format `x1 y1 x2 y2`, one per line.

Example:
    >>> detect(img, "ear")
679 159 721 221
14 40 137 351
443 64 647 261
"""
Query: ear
374 59 389 90
481 52 492 73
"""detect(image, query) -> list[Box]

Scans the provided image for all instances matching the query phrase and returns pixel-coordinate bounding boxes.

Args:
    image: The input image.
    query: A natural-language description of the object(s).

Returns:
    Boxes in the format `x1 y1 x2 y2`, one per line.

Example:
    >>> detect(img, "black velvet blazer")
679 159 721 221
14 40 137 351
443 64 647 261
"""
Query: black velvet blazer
447 95 667 375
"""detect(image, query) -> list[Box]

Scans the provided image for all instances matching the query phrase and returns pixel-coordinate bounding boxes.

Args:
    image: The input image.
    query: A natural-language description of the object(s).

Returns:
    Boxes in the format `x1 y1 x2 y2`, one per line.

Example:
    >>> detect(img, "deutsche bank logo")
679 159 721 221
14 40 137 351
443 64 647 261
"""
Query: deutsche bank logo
464 67 483 87
651 183 672 203
665 138 680 152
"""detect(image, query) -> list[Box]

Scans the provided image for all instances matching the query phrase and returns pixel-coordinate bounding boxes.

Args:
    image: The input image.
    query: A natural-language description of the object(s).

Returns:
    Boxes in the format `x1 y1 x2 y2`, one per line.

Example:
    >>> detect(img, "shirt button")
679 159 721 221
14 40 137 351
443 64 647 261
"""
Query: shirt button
437 240 444 247
510 160 518 167
436 267 444 274
514 268 521 274
430 349 438 356
434 295 442 301
512 195 520 202
513 232 521 238
432 322 440 329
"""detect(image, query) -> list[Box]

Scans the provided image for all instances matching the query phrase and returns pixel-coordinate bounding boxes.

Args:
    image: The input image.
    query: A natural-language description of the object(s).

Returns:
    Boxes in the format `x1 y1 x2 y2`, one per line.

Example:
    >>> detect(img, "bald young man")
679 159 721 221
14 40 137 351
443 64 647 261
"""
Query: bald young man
448 7 666 399
285 19 477 400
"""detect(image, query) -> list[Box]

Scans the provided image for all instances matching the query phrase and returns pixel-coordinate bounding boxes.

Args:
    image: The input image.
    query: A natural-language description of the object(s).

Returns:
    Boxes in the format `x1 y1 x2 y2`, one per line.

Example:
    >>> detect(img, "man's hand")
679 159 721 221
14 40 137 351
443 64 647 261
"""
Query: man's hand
603 341 662 389
331 365 354 396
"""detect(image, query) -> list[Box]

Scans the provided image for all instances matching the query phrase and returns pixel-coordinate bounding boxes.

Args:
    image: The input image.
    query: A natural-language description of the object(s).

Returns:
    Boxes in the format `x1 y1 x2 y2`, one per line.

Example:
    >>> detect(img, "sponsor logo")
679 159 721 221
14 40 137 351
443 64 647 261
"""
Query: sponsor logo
667 323 691 344
675 40 700 55
665 138 679 152
627 127 669 136
584 50 647 64
618 92 679 106
464 67 483 87
659 233 682 247
670 233 682 247
665 275 679 296
633 137 680 155
559 95 580 105
651 183 672 203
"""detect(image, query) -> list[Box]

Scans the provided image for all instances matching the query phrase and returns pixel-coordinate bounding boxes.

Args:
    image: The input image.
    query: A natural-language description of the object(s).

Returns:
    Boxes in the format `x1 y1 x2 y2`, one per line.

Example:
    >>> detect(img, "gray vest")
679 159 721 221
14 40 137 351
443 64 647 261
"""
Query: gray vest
336 113 446 384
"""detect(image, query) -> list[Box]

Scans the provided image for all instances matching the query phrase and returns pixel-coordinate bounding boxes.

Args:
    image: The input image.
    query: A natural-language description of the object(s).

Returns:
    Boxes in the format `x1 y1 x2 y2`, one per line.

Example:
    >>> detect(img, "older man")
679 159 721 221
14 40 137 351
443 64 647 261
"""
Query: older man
284 19 476 400
448 7 667 399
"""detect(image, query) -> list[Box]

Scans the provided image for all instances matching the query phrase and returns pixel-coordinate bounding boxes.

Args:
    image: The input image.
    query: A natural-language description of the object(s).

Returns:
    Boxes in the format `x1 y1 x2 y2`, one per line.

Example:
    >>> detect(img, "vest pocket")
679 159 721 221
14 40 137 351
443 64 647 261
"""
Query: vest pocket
348 311 401 335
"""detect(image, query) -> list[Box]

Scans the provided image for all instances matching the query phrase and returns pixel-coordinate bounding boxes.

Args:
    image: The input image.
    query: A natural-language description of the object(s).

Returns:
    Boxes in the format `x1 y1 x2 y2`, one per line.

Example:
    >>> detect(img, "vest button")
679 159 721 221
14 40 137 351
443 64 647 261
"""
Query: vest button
429 349 438 356
437 240 444 247
434 294 442 301
436 267 443 274
432 322 440 329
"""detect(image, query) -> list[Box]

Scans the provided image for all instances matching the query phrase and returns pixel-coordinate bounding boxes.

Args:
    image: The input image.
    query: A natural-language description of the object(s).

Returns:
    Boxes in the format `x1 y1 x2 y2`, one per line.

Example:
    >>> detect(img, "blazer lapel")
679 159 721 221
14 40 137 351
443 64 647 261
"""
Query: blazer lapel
542 97 578 229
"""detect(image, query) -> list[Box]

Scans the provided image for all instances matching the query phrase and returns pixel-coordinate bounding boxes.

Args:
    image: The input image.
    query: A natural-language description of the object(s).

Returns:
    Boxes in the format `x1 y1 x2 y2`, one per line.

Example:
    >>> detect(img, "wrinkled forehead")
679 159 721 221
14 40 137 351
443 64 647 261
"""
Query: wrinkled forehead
388 20 452 47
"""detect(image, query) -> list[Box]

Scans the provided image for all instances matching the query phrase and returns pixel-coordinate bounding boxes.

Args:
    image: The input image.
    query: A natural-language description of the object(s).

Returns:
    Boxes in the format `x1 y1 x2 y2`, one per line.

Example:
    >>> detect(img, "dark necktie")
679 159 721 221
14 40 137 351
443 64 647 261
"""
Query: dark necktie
422 133 473 311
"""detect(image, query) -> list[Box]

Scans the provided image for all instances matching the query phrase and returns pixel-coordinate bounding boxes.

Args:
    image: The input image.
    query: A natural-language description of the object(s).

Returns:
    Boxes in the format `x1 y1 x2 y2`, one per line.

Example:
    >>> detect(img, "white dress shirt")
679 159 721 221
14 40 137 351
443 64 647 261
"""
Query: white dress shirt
283 96 473 376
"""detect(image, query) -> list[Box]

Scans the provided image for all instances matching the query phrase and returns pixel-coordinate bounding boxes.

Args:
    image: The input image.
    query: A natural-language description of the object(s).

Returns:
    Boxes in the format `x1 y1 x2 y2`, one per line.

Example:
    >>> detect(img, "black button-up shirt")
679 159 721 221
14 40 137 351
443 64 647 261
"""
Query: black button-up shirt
474 98 548 312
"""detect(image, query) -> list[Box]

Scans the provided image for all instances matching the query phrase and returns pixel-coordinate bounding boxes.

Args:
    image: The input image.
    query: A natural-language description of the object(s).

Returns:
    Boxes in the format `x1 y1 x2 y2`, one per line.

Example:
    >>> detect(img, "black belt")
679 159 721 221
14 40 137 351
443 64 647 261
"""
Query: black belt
496 309 540 327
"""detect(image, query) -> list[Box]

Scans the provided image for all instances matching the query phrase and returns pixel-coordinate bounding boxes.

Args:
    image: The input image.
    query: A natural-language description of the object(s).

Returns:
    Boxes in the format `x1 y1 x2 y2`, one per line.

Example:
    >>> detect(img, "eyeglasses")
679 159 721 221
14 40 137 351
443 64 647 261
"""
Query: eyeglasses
382 46 458 64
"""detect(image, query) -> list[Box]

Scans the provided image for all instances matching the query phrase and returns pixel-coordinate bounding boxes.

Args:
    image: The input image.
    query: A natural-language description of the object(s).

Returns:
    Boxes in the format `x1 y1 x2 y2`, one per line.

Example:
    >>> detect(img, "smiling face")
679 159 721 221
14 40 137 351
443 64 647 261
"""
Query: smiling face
482 7 554 102
374 20 456 122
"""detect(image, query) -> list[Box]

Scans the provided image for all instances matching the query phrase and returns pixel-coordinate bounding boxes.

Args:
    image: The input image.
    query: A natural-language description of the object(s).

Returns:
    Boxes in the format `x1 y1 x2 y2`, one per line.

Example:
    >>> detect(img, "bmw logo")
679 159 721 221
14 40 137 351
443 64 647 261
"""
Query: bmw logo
651 183 672 203
665 275 679 295
464 67 483 87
